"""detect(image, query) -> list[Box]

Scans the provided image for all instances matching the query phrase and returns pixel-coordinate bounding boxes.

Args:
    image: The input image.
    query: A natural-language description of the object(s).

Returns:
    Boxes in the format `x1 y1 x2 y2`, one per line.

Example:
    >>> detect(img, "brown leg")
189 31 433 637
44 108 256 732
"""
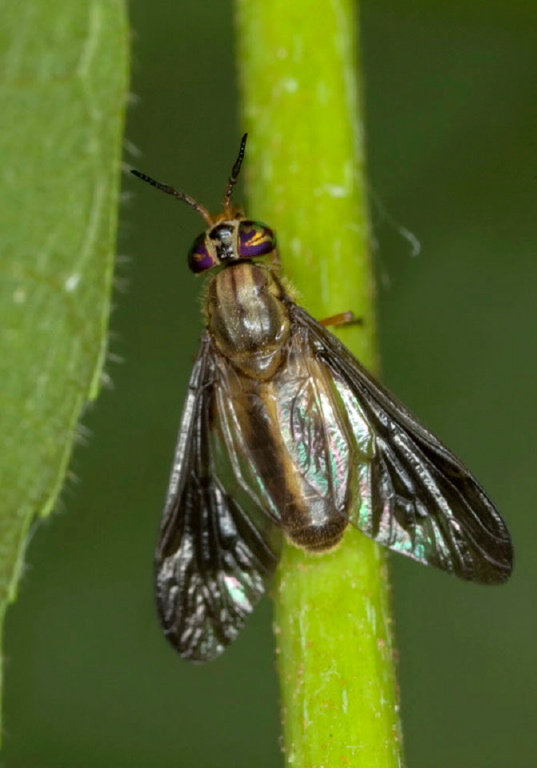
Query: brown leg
319 311 363 328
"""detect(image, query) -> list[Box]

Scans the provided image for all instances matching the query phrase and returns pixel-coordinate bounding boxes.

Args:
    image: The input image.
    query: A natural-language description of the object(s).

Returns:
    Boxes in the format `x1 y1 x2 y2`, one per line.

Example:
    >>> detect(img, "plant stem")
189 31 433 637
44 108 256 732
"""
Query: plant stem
236 0 404 765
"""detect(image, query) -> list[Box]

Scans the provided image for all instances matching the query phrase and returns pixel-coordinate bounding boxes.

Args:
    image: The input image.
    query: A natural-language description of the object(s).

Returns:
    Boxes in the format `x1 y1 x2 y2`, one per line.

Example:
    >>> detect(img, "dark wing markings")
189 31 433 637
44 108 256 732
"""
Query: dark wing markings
155 333 281 662
291 305 513 584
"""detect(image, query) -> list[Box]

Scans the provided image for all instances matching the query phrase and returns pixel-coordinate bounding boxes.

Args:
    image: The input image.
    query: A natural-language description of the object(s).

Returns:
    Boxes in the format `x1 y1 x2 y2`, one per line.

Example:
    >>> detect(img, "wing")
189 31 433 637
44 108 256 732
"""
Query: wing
291 305 513 584
155 332 282 663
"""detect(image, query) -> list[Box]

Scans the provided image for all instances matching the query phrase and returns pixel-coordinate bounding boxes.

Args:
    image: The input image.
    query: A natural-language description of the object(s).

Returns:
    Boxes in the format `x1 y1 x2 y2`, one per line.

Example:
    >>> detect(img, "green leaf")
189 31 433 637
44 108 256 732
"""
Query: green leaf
0 0 129 734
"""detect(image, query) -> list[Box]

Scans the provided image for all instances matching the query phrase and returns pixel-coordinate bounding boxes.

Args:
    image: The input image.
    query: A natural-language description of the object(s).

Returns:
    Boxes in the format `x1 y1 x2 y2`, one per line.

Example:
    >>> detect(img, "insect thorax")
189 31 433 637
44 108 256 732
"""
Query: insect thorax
207 262 291 380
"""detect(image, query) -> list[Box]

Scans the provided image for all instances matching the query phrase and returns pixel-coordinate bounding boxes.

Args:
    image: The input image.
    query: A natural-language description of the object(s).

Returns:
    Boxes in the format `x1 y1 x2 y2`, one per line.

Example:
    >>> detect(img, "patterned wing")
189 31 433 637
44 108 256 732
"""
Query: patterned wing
155 333 281 662
292 305 513 584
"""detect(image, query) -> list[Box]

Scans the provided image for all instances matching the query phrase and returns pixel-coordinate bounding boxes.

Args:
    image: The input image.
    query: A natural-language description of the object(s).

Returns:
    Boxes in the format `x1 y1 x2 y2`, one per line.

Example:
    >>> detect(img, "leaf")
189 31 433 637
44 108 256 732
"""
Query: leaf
0 0 129 729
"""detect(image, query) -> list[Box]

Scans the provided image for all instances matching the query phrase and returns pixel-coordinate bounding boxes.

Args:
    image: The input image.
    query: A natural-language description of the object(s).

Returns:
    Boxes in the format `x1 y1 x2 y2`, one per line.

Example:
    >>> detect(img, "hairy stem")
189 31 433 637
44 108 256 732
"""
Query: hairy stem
236 0 404 765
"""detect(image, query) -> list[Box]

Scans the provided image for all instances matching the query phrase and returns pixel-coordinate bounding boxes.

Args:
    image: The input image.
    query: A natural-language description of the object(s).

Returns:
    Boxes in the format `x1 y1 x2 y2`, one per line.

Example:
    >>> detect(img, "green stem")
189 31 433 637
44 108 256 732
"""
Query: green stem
236 1 404 766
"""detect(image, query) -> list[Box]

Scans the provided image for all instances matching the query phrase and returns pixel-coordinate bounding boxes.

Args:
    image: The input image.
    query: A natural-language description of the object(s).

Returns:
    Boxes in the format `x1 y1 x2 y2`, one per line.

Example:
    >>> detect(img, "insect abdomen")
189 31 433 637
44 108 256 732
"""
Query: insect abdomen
217 340 354 553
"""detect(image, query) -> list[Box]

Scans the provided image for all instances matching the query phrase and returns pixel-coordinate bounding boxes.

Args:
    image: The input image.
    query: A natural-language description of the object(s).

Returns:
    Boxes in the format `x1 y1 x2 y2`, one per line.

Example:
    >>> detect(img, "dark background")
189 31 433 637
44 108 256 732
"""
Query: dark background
4 2 536 766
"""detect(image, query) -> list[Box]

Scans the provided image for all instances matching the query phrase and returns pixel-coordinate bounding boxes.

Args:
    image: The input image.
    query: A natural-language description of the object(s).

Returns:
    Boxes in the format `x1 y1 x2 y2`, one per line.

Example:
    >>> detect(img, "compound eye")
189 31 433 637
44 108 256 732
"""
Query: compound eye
188 233 218 273
237 220 276 258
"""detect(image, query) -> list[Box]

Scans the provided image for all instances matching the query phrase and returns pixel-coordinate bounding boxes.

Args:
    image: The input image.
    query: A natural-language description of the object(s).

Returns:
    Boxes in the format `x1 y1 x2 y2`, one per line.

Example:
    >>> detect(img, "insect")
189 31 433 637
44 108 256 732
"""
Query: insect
131 135 513 662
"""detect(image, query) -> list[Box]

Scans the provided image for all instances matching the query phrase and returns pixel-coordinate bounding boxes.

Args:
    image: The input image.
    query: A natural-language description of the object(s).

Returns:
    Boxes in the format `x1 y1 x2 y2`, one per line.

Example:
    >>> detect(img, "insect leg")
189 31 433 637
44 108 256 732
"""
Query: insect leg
319 311 363 328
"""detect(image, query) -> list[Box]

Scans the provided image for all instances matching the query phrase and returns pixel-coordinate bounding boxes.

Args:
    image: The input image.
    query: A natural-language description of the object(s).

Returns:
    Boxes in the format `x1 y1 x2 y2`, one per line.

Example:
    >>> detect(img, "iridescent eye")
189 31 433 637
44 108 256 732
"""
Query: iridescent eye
188 233 218 274
237 220 276 258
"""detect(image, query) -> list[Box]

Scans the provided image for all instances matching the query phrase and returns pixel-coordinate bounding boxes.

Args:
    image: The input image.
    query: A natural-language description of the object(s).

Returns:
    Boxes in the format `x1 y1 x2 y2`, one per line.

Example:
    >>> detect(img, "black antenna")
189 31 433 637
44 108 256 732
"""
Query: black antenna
223 133 248 216
130 169 213 226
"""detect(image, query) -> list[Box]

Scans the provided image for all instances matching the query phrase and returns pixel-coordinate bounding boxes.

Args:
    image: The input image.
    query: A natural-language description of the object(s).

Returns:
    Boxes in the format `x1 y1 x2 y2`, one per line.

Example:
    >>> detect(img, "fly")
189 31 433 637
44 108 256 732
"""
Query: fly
131 135 513 662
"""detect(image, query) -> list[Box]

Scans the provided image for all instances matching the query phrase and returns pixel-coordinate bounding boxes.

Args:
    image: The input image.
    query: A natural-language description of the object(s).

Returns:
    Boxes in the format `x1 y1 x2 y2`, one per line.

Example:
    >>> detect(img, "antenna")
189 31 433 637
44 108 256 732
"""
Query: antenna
130 169 213 226
223 133 248 217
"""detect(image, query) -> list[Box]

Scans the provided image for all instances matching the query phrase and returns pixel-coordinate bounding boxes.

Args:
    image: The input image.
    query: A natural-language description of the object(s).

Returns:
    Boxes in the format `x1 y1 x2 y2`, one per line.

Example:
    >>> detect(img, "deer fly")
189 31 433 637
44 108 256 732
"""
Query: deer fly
131 135 513 662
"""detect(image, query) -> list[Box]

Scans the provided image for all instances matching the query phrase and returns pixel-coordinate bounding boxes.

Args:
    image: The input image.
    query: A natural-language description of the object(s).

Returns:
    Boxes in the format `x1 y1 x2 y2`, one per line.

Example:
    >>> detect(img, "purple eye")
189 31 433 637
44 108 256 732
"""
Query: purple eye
237 220 276 258
188 234 218 274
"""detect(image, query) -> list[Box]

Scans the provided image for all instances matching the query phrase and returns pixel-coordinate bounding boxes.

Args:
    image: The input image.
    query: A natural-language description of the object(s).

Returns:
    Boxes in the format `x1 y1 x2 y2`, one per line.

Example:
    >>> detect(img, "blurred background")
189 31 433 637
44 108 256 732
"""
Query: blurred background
4 1 536 766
